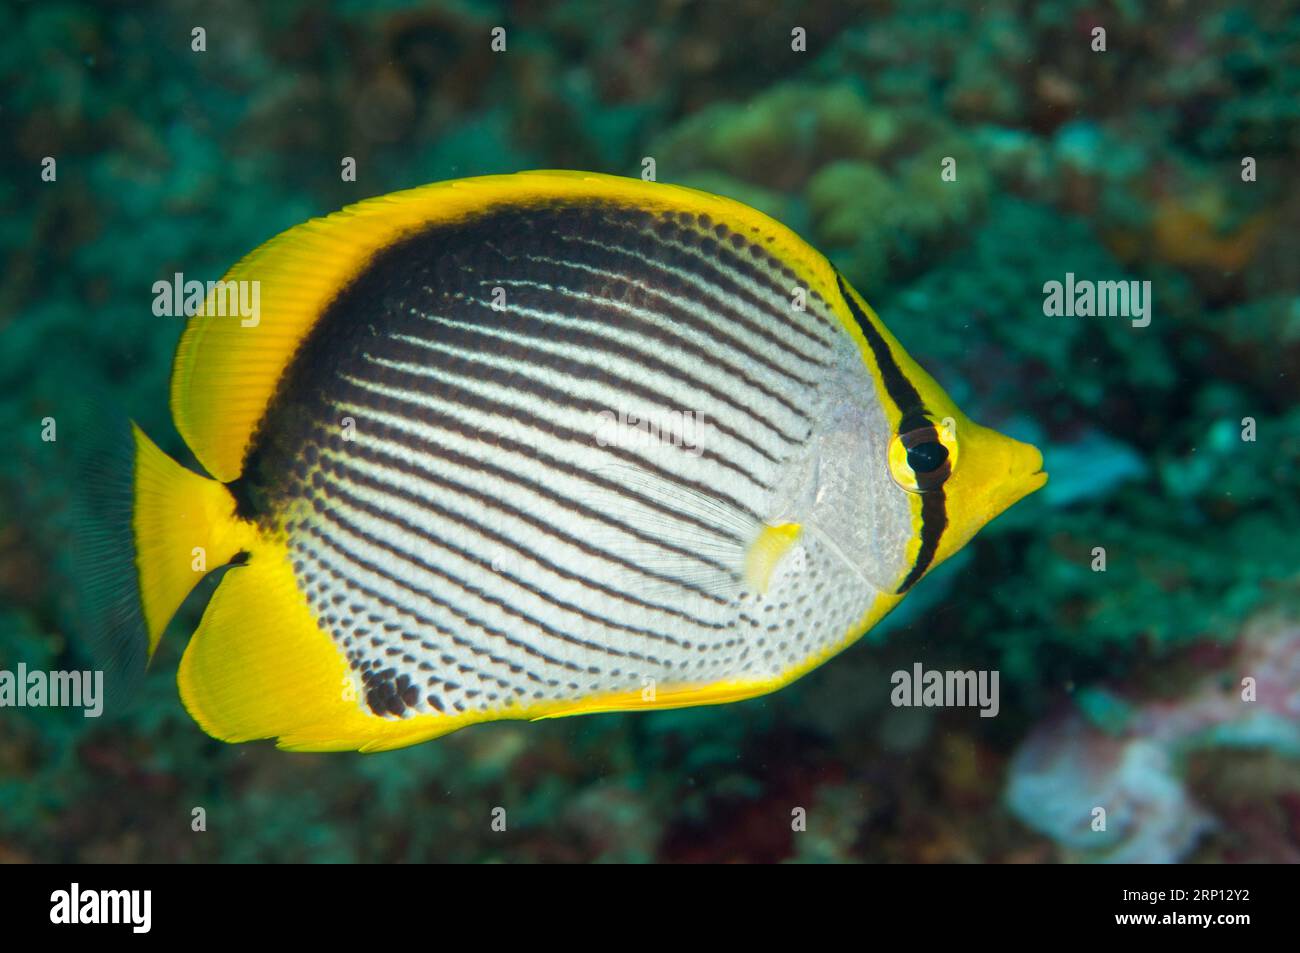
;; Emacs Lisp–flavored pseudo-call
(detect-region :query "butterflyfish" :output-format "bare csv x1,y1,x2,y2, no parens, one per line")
77,171,1046,751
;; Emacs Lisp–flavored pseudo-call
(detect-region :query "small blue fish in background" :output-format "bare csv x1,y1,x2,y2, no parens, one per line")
75,171,1046,751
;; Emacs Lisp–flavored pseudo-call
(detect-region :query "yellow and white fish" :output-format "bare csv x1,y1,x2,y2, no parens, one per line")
78,171,1046,752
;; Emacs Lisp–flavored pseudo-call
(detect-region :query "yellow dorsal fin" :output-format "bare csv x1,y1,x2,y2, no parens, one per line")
170,172,840,482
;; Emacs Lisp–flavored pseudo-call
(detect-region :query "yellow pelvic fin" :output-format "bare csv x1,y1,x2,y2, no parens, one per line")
131,424,254,655
743,522,803,595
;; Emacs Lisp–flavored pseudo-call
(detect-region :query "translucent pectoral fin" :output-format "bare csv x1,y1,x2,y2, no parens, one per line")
582,465,802,601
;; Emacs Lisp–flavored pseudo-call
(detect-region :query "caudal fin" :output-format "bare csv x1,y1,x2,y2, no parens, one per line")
72,413,251,697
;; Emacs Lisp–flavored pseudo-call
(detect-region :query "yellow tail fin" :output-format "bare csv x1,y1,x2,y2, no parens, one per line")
74,417,253,694
130,424,254,652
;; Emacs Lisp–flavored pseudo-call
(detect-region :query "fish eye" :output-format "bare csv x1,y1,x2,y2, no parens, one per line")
907,440,949,474
887,417,956,493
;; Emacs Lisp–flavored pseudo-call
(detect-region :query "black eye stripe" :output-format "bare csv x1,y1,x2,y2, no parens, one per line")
835,271,947,594
899,426,940,450
898,413,933,435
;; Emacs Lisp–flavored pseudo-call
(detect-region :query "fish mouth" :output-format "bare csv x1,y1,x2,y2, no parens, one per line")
1024,465,1049,493
973,429,1047,513
999,444,1048,504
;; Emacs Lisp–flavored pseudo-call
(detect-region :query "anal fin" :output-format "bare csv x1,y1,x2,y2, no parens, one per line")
177,540,461,752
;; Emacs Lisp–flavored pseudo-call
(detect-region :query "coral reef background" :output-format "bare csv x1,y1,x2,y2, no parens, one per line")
1,0,1297,862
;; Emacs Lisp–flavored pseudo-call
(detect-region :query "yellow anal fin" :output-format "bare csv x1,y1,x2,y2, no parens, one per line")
178,540,463,752
743,522,803,595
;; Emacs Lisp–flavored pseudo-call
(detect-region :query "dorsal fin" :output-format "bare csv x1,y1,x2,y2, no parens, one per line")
169,171,842,481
